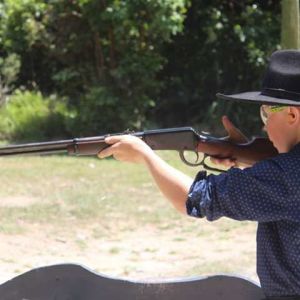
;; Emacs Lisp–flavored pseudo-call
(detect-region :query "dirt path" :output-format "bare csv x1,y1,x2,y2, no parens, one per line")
0,220,258,285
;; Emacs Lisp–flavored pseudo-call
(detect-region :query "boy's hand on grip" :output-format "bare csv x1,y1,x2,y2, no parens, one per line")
210,116,251,169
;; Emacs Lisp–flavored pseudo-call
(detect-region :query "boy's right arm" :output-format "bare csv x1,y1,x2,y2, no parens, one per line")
98,135,193,214
97,116,250,214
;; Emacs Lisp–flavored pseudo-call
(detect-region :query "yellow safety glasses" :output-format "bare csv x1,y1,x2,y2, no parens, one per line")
260,105,287,125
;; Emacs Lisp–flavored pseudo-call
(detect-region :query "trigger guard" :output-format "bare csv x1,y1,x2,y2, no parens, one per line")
179,150,203,167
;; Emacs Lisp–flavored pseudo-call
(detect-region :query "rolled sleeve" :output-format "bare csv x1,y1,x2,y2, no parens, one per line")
186,156,300,222
186,170,227,221
186,171,214,218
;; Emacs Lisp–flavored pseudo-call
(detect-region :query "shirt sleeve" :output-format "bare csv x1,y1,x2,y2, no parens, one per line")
186,157,300,222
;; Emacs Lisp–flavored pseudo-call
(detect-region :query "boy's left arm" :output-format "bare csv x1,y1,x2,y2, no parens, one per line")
98,135,194,214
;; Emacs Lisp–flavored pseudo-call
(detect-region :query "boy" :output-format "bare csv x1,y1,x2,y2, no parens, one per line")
99,50,300,299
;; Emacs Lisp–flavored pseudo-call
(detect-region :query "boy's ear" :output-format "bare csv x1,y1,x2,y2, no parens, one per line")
288,107,300,124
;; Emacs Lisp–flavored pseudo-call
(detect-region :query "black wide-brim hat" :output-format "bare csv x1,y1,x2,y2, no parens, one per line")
217,50,300,106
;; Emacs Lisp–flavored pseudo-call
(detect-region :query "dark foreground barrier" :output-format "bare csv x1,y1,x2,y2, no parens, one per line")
0,263,264,300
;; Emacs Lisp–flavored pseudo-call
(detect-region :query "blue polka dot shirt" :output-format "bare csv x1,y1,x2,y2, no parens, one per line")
186,143,300,297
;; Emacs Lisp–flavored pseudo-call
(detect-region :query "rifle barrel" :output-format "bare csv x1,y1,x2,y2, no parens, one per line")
0,128,278,169
0,127,197,157
0,139,74,156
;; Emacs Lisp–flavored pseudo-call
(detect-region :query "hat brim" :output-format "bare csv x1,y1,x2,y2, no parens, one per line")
217,91,300,106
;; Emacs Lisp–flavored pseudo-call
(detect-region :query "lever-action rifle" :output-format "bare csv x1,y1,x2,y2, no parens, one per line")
0,127,278,171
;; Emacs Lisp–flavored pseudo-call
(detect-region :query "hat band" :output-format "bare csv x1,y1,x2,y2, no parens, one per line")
261,88,300,101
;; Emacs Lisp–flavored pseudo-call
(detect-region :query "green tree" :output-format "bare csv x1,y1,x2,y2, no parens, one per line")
154,1,281,135
0,0,283,140
0,53,21,105
0,0,188,135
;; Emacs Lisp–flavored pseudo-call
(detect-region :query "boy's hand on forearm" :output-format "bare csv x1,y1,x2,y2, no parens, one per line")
98,135,153,164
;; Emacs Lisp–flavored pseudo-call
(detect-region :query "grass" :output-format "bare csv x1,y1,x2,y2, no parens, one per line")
0,152,198,226
0,151,258,282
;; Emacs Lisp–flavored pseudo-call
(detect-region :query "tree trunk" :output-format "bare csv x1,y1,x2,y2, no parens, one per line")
281,0,300,49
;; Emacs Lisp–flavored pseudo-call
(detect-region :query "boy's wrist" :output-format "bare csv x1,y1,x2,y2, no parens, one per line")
140,147,160,166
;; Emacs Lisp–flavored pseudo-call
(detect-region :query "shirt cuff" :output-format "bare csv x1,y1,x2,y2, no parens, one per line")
186,171,208,218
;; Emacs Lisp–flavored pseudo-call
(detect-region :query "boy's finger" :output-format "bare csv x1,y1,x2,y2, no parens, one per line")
104,135,127,145
98,143,119,158
210,156,235,167
222,116,248,143
222,116,239,137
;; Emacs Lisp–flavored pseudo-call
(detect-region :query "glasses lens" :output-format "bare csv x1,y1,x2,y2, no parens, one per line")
269,105,287,113
260,105,287,125
260,105,268,125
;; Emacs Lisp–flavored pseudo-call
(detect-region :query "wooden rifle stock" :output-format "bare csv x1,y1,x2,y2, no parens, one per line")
0,127,278,170
197,137,278,167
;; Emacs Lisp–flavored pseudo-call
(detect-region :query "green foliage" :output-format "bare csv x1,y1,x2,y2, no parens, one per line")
0,90,72,141
0,0,188,136
155,1,281,135
70,86,119,134
0,0,282,139
0,53,21,104
0,0,47,51
0,0,51,94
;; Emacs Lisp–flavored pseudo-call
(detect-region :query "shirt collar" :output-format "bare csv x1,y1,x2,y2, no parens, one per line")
289,142,300,154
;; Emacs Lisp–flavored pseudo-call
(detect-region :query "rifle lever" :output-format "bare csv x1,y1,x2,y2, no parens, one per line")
179,150,203,167
179,150,227,173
